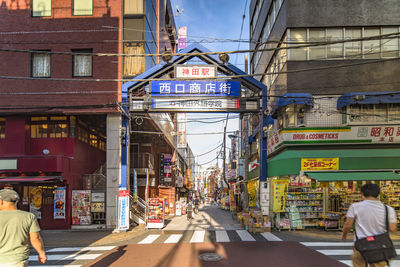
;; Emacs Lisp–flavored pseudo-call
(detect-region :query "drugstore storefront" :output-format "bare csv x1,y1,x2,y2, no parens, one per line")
268,148,400,230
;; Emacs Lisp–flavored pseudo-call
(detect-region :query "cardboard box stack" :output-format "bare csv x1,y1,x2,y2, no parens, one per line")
237,211,271,233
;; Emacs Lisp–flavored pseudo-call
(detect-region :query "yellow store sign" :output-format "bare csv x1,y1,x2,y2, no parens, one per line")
301,158,339,171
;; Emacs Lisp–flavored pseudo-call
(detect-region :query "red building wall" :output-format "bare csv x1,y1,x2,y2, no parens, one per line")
0,0,123,113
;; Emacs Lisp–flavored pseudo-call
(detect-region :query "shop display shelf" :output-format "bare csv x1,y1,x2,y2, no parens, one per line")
287,198,323,200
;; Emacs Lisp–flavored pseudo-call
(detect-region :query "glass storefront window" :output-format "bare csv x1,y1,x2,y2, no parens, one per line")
0,117,5,139
124,0,143,14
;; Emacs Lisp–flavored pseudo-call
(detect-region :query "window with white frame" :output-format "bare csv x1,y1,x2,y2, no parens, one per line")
72,49,92,77
346,104,400,124
279,104,306,128
32,52,51,78
73,0,93,16
288,26,400,60
32,0,51,17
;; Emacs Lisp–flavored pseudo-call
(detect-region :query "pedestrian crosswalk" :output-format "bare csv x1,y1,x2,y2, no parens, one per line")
135,230,282,244
27,235,400,267
301,242,400,267
29,246,115,267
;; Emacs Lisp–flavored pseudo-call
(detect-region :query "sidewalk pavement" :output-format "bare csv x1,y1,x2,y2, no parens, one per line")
40,225,147,247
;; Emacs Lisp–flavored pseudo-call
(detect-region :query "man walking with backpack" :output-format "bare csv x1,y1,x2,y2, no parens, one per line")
0,188,47,266
342,183,397,267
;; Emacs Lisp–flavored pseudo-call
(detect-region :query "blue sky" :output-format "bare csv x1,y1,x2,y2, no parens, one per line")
170,0,250,169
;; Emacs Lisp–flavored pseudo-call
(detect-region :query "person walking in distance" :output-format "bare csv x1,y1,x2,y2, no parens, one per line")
342,183,397,267
0,189,47,266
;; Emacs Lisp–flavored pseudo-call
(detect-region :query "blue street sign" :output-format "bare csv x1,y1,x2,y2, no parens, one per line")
151,81,240,97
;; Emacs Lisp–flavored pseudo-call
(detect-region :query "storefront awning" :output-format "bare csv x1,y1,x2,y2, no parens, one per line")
337,91,400,109
277,93,313,107
0,176,62,183
267,148,400,177
305,171,400,181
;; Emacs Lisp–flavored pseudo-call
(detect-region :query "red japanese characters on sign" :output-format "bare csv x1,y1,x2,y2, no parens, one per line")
175,65,216,78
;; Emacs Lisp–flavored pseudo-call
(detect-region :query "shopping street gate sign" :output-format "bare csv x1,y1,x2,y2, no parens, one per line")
150,80,240,97
129,80,259,113
130,97,259,113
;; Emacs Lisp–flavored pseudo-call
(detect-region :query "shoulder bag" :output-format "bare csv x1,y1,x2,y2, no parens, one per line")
354,205,397,266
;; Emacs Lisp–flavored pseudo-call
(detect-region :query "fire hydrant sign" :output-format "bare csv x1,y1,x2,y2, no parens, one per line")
301,158,339,171
118,189,130,231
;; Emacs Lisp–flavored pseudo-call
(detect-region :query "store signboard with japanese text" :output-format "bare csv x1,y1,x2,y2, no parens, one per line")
118,189,130,231
247,180,259,208
268,125,400,154
151,81,240,97
53,187,66,219
147,198,165,229
178,26,187,51
301,158,339,171
159,154,172,186
272,179,289,212
175,65,217,79
151,98,240,112
177,113,187,148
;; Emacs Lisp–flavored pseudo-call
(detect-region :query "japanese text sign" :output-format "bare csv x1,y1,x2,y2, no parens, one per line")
301,158,339,171
151,81,240,97
175,65,216,78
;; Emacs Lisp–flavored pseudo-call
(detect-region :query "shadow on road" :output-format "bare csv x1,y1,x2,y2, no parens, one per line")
86,245,127,267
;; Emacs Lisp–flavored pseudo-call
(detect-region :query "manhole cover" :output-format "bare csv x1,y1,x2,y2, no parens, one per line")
198,253,223,262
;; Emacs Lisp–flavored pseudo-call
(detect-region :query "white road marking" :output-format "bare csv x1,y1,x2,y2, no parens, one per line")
164,234,183,243
260,232,282,241
29,254,102,261
190,230,205,243
46,246,116,252
138,234,160,244
236,230,256,241
215,230,230,242
301,242,353,247
319,249,400,256
340,260,400,267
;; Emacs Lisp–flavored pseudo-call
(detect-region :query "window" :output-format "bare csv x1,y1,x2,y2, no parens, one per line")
31,117,48,138
347,104,400,124
49,116,68,138
32,0,51,17
124,43,145,76
381,27,399,58
32,53,50,78
326,28,343,59
30,116,69,138
125,0,143,14
309,28,326,59
363,28,380,59
73,0,93,16
280,105,306,128
72,49,92,77
89,134,98,147
345,28,362,59
289,29,307,60
78,127,89,143
0,118,5,139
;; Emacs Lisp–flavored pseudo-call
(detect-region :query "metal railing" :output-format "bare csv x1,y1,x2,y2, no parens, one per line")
130,195,147,222
131,152,154,170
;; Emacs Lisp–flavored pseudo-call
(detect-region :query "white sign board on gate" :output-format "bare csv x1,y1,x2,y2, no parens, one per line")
175,65,217,78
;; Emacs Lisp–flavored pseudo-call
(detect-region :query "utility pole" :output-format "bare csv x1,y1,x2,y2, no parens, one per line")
222,124,229,188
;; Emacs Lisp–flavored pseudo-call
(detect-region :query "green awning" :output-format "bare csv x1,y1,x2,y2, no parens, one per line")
305,171,400,181
267,148,400,177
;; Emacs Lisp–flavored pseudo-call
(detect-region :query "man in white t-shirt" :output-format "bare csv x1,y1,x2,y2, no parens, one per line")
342,183,397,267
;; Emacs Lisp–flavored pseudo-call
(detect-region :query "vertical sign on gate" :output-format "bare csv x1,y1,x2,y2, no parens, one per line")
118,189,130,231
